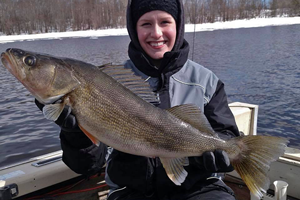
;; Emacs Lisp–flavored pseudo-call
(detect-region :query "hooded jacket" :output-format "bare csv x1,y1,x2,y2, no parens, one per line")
60,0,240,199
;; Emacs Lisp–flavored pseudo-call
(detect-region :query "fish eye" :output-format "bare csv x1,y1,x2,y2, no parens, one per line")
23,56,36,67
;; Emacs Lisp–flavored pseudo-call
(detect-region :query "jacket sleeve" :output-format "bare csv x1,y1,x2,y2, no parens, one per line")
60,129,107,176
204,80,240,140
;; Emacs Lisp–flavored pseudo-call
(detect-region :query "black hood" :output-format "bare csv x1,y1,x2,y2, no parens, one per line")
126,0,189,78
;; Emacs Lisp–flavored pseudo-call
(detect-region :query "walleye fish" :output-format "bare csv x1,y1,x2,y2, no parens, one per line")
1,48,288,198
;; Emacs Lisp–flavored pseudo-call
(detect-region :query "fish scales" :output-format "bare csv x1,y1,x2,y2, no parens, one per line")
65,62,216,156
72,73,215,156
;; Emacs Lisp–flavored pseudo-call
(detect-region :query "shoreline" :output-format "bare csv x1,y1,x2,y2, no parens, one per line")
0,17,299,44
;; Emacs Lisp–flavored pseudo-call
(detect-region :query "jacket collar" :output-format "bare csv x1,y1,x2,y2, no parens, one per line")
128,40,189,78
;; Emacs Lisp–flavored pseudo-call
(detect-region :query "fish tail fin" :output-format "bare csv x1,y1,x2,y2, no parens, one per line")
229,136,288,198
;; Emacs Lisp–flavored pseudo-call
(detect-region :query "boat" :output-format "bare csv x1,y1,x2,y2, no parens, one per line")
0,102,299,200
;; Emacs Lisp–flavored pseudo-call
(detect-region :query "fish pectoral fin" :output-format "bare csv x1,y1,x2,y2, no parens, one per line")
43,103,65,121
160,157,189,186
166,104,217,137
78,125,101,146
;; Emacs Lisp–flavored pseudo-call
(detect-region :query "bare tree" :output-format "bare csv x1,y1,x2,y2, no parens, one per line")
290,0,300,16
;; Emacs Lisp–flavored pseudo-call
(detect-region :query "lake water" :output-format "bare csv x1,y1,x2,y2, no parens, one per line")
0,24,299,169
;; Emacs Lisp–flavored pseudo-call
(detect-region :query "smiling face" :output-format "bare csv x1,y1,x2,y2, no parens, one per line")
136,10,177,61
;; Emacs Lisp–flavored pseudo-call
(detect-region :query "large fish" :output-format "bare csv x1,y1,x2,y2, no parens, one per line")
1,48,288,198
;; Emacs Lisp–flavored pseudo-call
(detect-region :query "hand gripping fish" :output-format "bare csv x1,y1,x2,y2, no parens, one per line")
1,48,288,198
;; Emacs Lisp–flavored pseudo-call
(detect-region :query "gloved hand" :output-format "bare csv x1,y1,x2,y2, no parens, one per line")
35,99,81,132
35,99,107,178
35,98,94,148
195,150,234,173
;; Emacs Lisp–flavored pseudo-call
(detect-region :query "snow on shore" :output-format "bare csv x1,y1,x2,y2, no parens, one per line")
0,17,299,44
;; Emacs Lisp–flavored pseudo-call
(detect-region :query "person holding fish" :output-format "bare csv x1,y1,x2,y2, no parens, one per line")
37,0,239,199
14,0,285,199
1,0,287,197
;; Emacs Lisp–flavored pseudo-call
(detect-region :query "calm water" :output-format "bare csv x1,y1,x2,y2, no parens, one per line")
0,24,299,168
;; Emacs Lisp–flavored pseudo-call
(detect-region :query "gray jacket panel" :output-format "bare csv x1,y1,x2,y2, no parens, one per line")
124,59,219,110
169,59,219,110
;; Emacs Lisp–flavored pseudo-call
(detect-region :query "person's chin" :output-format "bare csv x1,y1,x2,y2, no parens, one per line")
147,50,166,59
149,53,164,60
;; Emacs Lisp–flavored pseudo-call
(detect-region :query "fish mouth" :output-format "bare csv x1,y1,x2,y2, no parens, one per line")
1,48,25,82
1,49,14,72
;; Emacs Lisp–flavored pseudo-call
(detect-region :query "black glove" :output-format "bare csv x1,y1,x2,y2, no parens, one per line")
195,150,234,173
35,99,81,132
35,98,95,148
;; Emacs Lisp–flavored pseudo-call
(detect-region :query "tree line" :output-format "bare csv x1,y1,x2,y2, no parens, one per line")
0,0,299,35
184,0,300,23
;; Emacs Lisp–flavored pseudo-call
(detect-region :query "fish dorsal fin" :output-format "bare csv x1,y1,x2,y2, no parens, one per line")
43,103,65,121
100,65,159,104
166,104,217,137
160,157,189,185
